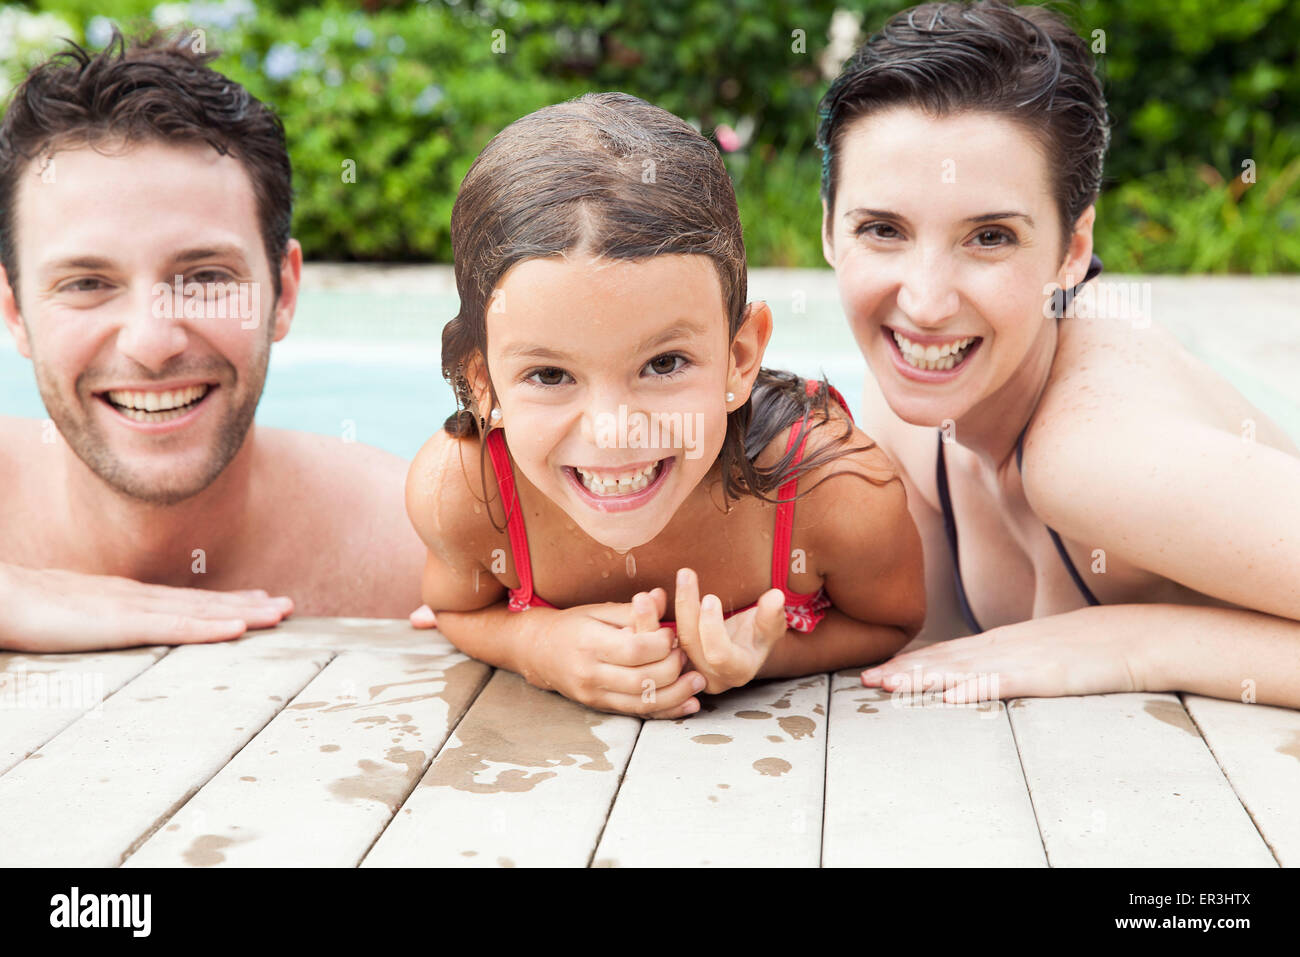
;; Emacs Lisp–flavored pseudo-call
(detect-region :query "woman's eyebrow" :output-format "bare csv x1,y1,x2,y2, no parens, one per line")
843,207,1035,227
965,211,1035,226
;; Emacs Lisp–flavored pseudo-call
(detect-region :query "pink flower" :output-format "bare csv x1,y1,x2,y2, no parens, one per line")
715,124,741,153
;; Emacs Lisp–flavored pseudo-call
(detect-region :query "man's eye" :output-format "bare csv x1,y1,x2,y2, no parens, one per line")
645,354,687,376
60,278,107,293
526,367,570,387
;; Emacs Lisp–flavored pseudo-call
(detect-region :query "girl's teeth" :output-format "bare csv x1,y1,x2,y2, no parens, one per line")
575,461,662,496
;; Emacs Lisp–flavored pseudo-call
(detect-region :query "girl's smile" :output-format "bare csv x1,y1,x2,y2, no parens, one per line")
562,454,675,512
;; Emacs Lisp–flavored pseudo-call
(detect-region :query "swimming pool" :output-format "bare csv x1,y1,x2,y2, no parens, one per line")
3,269,1297,459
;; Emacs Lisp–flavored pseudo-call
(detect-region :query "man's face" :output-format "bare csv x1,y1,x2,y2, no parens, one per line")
1,139,297,504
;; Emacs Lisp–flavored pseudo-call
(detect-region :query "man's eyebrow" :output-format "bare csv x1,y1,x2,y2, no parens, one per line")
37,244,254,276
39,255,116,273
168,245,253,268
501,319,710,363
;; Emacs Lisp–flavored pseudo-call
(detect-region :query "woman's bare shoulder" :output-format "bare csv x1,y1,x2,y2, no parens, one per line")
1039,315,1296,453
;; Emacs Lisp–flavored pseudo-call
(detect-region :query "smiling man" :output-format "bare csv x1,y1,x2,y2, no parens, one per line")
0,30,424,651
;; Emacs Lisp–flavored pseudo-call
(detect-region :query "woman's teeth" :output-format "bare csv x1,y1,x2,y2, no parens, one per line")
575,460,662,496
892,331,978,371
106,384,211,422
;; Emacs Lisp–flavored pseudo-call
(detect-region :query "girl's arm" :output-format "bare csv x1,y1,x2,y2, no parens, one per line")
406,433,701,717
759,607,914,679
675,423,929,688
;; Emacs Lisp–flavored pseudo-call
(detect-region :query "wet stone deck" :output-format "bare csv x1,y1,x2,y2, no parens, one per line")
1,617,1296,867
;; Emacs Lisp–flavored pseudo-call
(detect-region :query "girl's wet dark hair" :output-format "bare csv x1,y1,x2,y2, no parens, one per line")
816,0,1109,259
442,92,888,527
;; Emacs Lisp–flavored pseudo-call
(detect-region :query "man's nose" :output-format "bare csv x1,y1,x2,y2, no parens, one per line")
113,282,190,372
895,247,961,326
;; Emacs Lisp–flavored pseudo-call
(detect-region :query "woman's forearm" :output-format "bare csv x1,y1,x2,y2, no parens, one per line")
434,602,561,690
758,607,912,679
1132,602,1300,707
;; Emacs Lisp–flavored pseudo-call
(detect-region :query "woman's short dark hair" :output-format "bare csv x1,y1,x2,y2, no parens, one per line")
0,26,293,299
817,0,1110,258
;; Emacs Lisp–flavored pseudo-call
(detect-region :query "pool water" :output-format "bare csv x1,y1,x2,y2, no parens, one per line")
3,275,1297,459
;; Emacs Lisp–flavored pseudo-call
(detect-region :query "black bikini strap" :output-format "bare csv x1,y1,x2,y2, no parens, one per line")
935,430,984,634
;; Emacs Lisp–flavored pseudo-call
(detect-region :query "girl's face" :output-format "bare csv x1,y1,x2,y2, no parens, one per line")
480,253,767,552
822,107,1094,428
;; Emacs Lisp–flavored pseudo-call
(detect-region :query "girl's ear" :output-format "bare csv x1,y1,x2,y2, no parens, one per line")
728,301,773,403
464,351,495,420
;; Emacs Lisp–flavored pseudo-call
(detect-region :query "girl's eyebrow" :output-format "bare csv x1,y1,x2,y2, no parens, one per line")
843,207,1035,227
501,319,709,362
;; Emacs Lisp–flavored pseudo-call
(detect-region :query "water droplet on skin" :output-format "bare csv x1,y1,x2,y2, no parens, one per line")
625,553,636,577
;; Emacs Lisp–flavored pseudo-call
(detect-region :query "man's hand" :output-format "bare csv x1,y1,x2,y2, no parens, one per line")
527,587,705,719
674,567,788,694
0,563,294,653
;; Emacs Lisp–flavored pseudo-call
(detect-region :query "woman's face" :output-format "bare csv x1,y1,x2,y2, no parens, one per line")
822,107,1092,428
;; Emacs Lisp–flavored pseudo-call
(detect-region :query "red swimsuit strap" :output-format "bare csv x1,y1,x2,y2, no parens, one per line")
771,379,855,597
485,428,536,606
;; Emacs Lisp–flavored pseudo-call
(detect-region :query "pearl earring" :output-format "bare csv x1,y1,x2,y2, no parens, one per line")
489,407,501,421
725,391,735,403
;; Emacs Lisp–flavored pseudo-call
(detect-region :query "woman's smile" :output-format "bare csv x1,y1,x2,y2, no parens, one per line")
882,324,985,382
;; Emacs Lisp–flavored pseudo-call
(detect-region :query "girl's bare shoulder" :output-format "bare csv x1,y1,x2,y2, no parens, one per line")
405,429,509,563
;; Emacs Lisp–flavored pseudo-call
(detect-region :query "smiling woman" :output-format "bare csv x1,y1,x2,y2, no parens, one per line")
817,0,1300,709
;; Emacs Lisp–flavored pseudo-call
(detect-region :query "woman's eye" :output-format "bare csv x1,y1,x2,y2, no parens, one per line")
644,353,687,377
856,222,900,240
526,367,571,387
972,228,1015,247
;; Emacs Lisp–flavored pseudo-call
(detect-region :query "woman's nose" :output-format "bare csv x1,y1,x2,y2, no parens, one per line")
895,249,961,326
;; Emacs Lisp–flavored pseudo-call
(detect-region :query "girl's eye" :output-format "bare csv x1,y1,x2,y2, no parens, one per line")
644,353,688,377
855,222,901,240
525,366,571,387
971,228,1016,248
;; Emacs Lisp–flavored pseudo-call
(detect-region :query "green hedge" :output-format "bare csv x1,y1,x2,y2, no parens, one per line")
5,0,1296,272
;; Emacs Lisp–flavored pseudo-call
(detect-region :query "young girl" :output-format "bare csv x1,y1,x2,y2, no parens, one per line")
406,92,926,719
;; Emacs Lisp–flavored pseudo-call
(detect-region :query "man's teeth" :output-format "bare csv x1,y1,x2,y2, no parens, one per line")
892,331,978,371
574,460,662,496
106,384,210,420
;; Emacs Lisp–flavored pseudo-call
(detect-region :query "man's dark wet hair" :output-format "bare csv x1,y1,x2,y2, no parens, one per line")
0,26,293,299
817,0,1110,260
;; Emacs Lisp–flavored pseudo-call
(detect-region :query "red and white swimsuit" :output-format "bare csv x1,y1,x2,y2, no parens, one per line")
485,379,854,634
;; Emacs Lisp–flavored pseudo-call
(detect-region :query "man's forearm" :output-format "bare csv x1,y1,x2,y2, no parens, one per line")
434,601,560,690
758,607,912,679
1134,602,1300,708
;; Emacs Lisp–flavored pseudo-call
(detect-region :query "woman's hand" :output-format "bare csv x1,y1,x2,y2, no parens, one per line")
859,606,1144,702
673,567,789,695
529,588,706,719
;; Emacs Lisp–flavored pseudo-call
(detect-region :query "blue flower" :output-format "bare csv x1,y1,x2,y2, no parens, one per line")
413,84,444,115
263,42,300,81
354,27,374,49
